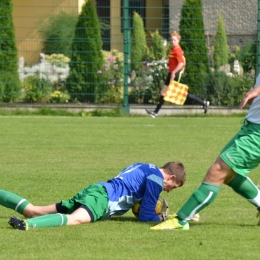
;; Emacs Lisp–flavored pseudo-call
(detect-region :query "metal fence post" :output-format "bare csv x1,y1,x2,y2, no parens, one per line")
122,0,130,114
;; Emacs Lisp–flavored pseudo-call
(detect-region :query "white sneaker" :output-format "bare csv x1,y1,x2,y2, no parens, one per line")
191,213,200,222
145,109,157,118
203,101,210,114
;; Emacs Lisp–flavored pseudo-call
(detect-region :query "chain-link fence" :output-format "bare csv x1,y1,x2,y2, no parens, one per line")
0,0,258,108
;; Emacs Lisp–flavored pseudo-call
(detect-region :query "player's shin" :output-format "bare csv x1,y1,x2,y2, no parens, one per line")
227,174,260,208
0,189,30,214
26,213,68,228
177,182,220,225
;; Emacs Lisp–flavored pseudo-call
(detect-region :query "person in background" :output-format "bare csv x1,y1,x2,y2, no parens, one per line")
145,30,208,118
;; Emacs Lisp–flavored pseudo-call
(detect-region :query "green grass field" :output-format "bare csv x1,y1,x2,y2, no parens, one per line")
0,116,259,260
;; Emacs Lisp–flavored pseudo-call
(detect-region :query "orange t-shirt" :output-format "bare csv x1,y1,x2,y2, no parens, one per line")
168,45,185,73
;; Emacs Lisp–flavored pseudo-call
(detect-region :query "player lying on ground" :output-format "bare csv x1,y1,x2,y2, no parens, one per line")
0,161,186,231
151,75,260,230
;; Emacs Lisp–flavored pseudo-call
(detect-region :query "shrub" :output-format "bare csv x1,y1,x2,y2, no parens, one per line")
179,0,210,95
130,59,168,104
236,41,257,73
38,11,110,58
38,11,77,58
66,0,104,103
0,73,21,102
213,14,229,69
131,11,147,71
0,80,5,101
22,75,52,103
205,71,254,106
96,50,124,104
0,0,21,102
45,54,70,68
148,30,167,61
50,90,70,103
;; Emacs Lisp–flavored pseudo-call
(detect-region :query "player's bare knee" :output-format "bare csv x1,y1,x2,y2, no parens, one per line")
66,216,81,225
22,204,37,218
23,209,35,218
204,158,231,184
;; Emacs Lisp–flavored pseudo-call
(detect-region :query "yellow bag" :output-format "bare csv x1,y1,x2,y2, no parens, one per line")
164,73,189,105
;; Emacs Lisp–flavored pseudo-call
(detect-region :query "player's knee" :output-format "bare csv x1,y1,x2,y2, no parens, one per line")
66,216,82,225
22,204,38,218
23,209,35,218
204,158,231,184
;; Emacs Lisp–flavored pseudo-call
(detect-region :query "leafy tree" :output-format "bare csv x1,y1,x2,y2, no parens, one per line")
148,30,167,60
131,11,146,71
38,11,77,58
38,11,110,58
179,0,210,95
66,0,104,102
236,41,257,73
0,0,20,102
213,14,229,69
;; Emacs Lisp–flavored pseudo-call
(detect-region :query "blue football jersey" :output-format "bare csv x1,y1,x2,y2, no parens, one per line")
98,163,163,221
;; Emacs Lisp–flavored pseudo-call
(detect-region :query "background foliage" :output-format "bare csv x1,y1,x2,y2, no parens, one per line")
0,0,20,102
66,0,104,103
0,1,257,106
179,0,210,95
213,14,229,69
131,12,147,71
38,11,77,58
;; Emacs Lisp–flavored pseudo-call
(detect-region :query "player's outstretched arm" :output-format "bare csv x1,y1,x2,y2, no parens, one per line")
239,86,260,109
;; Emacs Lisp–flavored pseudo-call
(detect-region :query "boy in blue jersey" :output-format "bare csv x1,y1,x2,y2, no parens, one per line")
0,161,186,231
151,75,260,230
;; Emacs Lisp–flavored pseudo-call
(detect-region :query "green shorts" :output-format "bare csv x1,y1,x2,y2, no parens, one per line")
220,120,260,176
59,184,108,222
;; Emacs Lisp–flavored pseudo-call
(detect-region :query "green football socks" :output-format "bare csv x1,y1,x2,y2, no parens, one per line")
177,182,220,224
26,213,68,228
0,189,30,214
227,174,260,208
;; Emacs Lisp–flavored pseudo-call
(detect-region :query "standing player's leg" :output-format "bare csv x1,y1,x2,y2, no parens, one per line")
227,174,260,225
150,156,228,230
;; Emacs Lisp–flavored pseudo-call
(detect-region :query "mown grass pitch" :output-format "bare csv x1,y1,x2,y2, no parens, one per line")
0,116,259,260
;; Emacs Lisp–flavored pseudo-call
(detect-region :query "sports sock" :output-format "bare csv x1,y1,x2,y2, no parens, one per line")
177,182,220,224
154,95,165,113
0,189,30,214
26,213,68,228
227,174,260,208
187,93,205,106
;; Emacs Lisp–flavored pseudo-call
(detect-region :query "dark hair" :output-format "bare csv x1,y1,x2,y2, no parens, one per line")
161,161,186,186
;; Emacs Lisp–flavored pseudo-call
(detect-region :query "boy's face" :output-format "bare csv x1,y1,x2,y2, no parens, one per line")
170,35,179,47
163,175,180,193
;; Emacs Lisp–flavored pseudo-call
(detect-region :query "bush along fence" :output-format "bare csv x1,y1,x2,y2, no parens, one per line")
0,0,258,107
